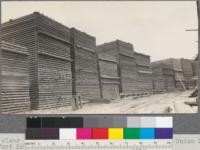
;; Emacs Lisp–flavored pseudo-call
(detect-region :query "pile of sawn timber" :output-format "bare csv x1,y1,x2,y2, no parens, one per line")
0,41,30,113
97,40,153,98
151,60,176,91
181,58,195,89
134,52,153,92
1,12,101,111
97,44,120,99
71,28,101,101
151,58,196,91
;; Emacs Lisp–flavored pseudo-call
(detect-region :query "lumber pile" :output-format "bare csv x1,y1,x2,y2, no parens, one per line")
171,58,185,89
181,58,195,89
192,60,198,77
97,40,139,95
71,28,101,101
97,51,120,99
118,41,139,94
191,60,198,87
151,61,175,91
2,12,73,110
0,41,30,113
152,58,190,91
135,52,153,92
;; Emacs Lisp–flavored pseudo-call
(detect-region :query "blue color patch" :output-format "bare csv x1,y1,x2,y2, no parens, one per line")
140,128,155,139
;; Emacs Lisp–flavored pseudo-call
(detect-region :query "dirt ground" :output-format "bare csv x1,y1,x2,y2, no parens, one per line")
23,90,197,114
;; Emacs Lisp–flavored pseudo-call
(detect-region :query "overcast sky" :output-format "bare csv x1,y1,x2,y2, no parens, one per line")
2,1,198,61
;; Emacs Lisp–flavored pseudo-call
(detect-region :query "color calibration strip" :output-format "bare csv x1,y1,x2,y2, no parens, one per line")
26,117,173,140
26,127,172,140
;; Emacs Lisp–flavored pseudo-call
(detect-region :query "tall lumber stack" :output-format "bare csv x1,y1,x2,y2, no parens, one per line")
97,40,138,95
1,12,73,110
151,61,175,91
180,58,195,89
135,52,153,92
97,49,120,99
192,60,198,77
71,28,101,100
167,58,185,89
0,41,30,113
118,41,138,94
151,58,186,91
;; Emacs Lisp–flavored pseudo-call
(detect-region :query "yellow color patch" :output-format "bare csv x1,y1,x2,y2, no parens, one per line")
108,128,123,139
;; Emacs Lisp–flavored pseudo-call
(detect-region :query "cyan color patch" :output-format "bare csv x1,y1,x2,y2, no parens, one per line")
140,128,155,139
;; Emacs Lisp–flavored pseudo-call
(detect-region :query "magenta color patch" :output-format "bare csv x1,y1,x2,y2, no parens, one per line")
76,128,92,139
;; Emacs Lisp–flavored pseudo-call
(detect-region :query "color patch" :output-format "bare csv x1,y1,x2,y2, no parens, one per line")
59,128,76,140
27,117,41,128
108,128,123,139
41,128,59,139
42,117,83,128
155,128,173,139
83,117,99,128
77,128,92,139
92,128,108,139
112,117,127,128
127,117,141,128
124,128,140,139
141,117,156,128
140,128,155,139
26,128,42,140
156,117,173,128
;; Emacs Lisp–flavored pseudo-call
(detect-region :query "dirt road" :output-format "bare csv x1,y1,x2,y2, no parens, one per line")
23,90,197,114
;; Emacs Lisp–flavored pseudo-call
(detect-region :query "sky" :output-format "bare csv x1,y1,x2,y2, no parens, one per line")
1,1,198,61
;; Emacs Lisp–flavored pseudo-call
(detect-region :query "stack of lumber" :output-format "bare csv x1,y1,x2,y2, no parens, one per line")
170,58,185,89
181,58,195,89
72,28,101,101
97,40,139,95
135,52,153,92
191,60,198,77
191,60,198,87
152,58,188,90
97,51,120,99
0,41,30,113
2,12,73,110
118,40,139,94
168,59,184,90
151,61,175,91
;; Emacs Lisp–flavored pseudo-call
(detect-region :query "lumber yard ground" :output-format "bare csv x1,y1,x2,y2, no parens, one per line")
23,90,197,114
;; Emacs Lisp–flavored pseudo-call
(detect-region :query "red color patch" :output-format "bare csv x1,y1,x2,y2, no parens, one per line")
92,128,108,139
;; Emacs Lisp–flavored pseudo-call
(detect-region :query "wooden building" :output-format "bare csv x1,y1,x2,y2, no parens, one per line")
0,41,30,113
2,12,72,110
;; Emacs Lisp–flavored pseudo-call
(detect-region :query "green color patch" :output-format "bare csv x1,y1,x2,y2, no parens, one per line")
123,128,140,139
